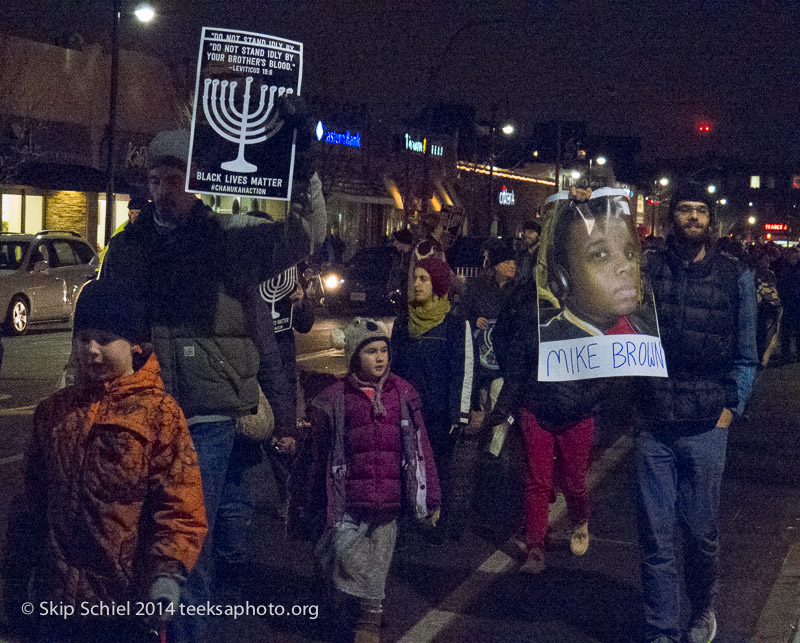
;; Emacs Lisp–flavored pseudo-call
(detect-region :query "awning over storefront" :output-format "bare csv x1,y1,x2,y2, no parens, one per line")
384,176,460,213
6,161,141,194
330,176,395,205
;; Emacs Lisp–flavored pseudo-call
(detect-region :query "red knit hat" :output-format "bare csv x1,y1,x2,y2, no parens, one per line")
416,256,450,297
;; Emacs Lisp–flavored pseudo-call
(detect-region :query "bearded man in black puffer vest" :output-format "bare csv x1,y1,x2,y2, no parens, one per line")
635,183,758,643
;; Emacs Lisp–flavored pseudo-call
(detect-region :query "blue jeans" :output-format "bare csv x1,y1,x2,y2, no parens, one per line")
215,435,263,566
635,424,728,641
173,419,235,643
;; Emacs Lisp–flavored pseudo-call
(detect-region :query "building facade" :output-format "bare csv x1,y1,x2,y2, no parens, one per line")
0,33,182,245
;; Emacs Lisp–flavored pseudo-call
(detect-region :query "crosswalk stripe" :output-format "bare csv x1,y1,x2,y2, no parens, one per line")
401,432,633,642
0,405,36,415
0,454,24,467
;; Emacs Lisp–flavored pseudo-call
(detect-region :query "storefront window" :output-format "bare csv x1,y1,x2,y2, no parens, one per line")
97,197,130,246
1,195,22,232
25,196,43,233
0,192,46,234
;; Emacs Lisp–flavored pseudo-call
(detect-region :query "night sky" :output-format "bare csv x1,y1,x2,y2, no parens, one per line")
4,0,799,166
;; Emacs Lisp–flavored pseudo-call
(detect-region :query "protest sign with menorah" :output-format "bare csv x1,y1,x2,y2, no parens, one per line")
259,266,297,333
187,27,303,202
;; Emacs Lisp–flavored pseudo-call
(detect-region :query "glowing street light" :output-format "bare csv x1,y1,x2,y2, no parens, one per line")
719,198,728,205
659,177,669,187
707,184,717,194
571,169,581,179
596,156,607,166
134,3,156,22
748,216,756,225
501,123,515,136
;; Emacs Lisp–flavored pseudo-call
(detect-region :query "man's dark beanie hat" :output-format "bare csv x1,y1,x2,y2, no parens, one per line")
668,182,716,222
523,220,541,234
73,281,150,345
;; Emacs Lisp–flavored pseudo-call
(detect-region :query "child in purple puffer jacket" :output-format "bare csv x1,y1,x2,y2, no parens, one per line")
307,317,441,643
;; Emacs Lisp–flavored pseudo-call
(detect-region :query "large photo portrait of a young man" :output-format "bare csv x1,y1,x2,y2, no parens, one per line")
536,188,667,381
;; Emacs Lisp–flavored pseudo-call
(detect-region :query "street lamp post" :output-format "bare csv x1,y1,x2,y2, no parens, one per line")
488,104,497,236
652,177,669,236
588,155,606,188
747,215,756,243
104,0,121,247
487,105,514,237
104,2,154,246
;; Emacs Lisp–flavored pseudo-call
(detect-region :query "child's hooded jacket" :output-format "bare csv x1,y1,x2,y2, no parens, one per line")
4,351,207,610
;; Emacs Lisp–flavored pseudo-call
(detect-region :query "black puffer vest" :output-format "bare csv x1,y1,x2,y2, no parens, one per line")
641,240,740,429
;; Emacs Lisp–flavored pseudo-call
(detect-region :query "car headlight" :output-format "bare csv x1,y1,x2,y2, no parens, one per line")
324,274,341,290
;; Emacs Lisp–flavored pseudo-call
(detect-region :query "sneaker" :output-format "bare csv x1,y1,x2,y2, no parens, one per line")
502,535,528,561
519,548,546,574
688,608,717,643
570,523,589,556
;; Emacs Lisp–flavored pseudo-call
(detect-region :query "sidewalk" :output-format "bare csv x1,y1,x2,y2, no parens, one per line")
223,360,800,642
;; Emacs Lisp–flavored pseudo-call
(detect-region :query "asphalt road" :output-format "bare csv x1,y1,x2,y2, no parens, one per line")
0,323,799,641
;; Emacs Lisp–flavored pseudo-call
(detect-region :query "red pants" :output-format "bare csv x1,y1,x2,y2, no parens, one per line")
520,410,594,550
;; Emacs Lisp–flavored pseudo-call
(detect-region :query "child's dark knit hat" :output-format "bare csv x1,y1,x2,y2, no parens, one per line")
416,255,451,297
332,317,390,372
73,280,150,345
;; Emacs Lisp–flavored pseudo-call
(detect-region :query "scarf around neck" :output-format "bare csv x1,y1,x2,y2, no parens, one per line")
349,370,390,416
407,295,451,338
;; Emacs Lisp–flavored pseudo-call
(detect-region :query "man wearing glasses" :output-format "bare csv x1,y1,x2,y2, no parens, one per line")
635,184,757,643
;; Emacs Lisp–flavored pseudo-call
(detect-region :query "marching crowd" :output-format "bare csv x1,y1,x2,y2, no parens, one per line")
0,122,765,643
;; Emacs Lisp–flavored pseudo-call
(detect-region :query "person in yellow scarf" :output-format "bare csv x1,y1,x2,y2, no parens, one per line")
391,253,474,541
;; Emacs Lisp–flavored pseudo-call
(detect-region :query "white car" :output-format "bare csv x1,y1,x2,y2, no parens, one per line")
0,230,98,335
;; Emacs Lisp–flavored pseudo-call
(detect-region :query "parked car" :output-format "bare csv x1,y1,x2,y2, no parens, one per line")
0,230,98,335
323,246,402,316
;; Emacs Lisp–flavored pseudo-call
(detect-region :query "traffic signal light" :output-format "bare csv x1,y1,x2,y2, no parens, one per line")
697,122,712,134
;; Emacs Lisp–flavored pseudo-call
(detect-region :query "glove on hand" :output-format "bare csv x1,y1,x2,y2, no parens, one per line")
275,94,314,178
149,576,181,622
427,508,441,528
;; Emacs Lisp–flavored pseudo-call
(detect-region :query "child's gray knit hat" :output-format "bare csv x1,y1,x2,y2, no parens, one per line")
331,317,390,372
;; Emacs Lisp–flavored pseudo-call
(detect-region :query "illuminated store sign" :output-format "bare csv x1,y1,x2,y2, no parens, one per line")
315,121,361,147
764,223,788,231
498,186,515,206
404,133,443,156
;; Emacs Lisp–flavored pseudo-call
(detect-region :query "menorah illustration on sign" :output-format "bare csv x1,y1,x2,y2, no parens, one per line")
259,266,297,319
203,76,292,173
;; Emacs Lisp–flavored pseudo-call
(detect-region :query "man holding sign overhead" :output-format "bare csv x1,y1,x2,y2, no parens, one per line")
634,183,757,643
101,120,325,641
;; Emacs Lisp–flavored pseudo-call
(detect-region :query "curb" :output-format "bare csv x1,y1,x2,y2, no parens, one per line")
755,540,800,643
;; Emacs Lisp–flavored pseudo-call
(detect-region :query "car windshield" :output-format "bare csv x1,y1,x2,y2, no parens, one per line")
0,241,30,270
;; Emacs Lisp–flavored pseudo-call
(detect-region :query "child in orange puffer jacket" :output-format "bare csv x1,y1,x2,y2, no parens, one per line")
3,280,207,642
